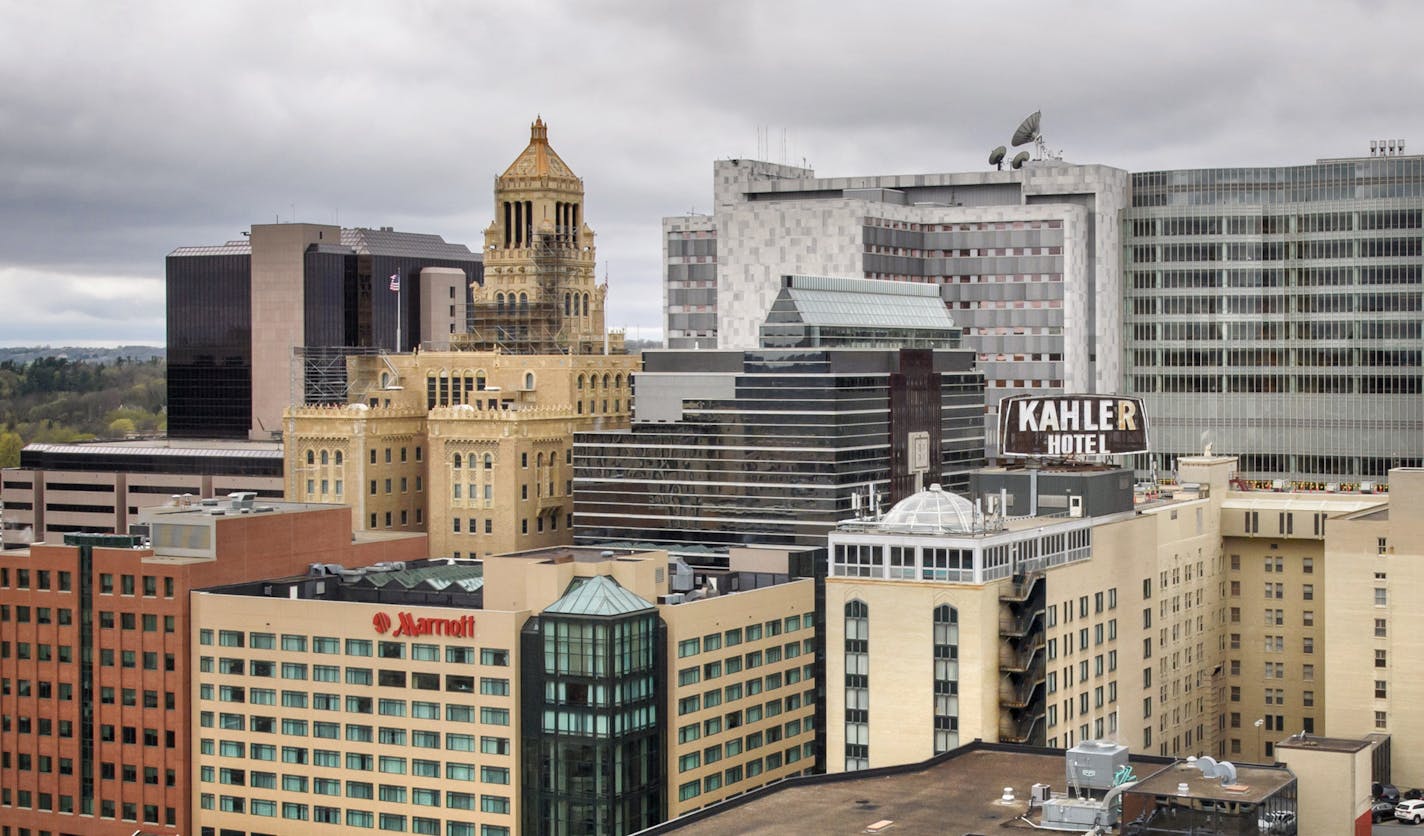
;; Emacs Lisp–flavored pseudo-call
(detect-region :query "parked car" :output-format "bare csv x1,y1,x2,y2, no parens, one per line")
1378,783,1402,802
1407,788,1424,801
1375,799,1401,822
1395,799,1424,824
1257,810,1297,834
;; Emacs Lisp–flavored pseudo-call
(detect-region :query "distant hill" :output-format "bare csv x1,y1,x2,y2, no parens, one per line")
0,345,165,365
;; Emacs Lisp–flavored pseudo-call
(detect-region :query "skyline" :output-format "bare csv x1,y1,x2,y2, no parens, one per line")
5,0,1423,345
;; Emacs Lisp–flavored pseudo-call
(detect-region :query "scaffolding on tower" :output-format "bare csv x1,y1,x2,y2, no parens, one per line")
460,225,593,355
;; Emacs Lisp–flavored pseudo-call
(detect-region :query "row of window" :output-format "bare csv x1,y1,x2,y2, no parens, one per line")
205,682,509,706
0,569,73,592
0,606,74,627
1,793,175,825
676,640,808,685
95,572,175,597
677,742,815,804
200,735,512,761
674,614,814,660
202,710,510,736
677,692,811,744
200,659,509,695
0,714,72,736
676,665,811,715
199,793,509,834
199,632,509,666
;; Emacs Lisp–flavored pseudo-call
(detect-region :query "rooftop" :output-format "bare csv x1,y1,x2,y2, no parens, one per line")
1274,733,1372,754
639,744,1168,836
22,439,283,457
1127,758,1293,806
493,545,659,564
199,558,483,609
169,226,479,262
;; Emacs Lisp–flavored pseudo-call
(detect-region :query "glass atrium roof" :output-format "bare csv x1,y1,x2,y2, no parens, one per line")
762,275,957,331
543,575,654,617
877,484,980,534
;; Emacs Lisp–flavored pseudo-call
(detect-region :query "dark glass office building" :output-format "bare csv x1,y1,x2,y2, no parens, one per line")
520,576,665,835
574,348,985,563
166,226,482,439
575,276,985,563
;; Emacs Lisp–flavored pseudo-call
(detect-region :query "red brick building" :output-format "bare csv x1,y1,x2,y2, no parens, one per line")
0,496,427,836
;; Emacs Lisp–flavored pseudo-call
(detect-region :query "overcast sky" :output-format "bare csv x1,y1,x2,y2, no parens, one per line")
3,0,1421,346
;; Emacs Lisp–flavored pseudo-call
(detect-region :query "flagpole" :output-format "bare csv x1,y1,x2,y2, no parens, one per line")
396,269,402,353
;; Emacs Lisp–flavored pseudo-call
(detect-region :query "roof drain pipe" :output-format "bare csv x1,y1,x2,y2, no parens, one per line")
1029,466,1038,517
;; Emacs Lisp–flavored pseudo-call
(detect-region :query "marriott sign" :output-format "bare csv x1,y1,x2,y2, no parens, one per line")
999,395,1149,457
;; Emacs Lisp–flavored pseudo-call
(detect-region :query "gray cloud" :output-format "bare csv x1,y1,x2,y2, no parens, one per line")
3,0,1423,344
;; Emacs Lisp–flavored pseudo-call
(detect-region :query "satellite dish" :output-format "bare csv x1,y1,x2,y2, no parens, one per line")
989,145,1007,167
1011,111,1042,147
1196,756,1218,776
1011,151,1031,170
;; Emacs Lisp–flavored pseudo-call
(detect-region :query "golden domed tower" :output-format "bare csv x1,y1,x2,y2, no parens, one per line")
469,117,608,354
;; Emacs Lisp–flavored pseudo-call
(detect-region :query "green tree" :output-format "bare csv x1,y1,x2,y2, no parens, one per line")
0,431,21,468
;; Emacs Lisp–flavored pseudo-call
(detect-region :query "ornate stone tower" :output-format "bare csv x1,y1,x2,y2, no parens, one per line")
468,117,609,354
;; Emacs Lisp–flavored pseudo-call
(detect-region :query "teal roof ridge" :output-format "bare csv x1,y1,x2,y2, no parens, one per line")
543,575,654,617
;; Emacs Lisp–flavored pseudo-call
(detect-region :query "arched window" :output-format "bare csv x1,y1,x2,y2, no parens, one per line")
576,374,584,390
334,451,343,466
453,453,462,469
519,293,529,312
380,372,390,389
615,373,624,389
932,604,960,754
573,293,581,316
602,373,611,389
475,371,487,391
496,292,505,313
845,599,870,771
537,452,545,467
306,450,315,465
320,450,329,465
564,293,571,315
525,372,535,390
483,453,493,470
582,292,590,316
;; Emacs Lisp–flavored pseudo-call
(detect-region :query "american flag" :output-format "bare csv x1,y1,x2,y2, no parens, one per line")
388,272,400,292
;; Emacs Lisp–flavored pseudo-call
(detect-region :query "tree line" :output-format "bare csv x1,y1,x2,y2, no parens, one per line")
0,356,166,468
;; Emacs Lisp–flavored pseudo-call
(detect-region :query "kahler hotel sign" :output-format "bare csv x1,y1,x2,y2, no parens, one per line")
999,395,1149,457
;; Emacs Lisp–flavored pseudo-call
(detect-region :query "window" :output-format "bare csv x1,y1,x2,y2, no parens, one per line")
1376,649,1388,668
1375,587,1388,606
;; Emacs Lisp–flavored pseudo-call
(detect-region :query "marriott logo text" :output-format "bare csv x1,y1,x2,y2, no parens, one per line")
372,612,477,638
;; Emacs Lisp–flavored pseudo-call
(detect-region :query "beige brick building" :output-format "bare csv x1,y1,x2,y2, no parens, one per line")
284,349,636,559
822,456,1414,783
284,119,639,560
1322,469,1424,786
190,545,813,835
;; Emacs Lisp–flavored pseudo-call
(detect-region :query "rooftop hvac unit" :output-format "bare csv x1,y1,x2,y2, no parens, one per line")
1066,740,1129,791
